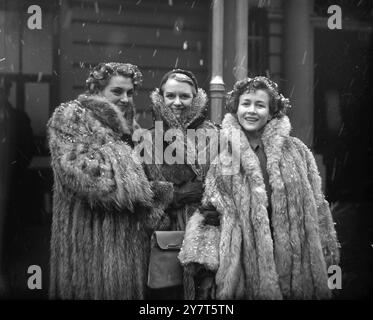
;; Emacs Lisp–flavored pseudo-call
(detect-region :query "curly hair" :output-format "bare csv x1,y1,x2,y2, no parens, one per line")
226,76,291,118
85,62,143,94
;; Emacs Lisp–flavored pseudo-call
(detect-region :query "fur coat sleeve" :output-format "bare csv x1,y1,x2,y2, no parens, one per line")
144,180,174,230
291,137,340,267
47,98,153,212
178,161,223,272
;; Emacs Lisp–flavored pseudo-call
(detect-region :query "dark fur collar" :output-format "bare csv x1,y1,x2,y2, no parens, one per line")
150,88,208,129
77,94,132,135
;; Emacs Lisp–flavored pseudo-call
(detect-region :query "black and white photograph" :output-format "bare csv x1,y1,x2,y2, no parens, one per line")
0,0,372,304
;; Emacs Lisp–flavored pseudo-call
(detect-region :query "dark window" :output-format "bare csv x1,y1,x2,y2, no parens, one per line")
247,7,268,76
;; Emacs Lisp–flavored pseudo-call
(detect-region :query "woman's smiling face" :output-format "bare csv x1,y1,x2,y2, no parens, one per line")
100,75,134,107
236,89,272,134
162,78,194,120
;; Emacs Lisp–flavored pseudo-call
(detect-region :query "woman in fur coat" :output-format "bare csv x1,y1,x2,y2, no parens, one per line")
48,62,165,299
179,77,340,300
144,69,218,299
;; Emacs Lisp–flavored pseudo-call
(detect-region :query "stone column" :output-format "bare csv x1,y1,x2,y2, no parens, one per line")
210,0,225,124
235,0,249,81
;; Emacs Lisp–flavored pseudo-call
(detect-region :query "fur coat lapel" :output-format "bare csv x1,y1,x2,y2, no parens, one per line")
216,114,289,299
77,94,132,135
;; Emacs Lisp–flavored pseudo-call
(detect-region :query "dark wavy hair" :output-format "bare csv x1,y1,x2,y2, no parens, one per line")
85,62,143,94
226,76,291,118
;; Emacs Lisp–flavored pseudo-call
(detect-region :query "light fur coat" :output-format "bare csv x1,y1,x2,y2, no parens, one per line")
48,94,167,299
179,113,340,300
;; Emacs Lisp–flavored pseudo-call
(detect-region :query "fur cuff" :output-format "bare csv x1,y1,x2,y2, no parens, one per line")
144,181,174,231
178,210,220,271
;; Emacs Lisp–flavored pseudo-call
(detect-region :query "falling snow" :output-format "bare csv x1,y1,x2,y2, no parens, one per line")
37,72,43,82
94,2,100,14
302,50,307,65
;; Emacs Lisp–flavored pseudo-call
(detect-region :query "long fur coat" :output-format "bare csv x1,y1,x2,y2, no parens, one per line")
47,94,165,299
144,88,218,299
179,113,340,300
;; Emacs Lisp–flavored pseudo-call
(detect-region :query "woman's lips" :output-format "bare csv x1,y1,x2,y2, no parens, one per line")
244,117,259,123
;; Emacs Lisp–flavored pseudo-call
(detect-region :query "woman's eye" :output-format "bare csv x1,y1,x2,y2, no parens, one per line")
181,94,191,99
165,93,175,99
112,89,122,95
127,91,134,97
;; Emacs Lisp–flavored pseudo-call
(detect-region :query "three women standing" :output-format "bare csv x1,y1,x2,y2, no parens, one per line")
48,63,339,300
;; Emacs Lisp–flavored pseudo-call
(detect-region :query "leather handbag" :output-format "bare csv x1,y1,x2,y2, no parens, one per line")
147,231,185,289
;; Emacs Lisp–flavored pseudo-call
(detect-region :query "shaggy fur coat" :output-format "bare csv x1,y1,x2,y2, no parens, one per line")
144,88,218,299
179,113,340,300
48,94,166,300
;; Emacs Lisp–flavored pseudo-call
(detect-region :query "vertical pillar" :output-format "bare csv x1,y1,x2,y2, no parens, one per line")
210,0,225,124
235,0,249,80
283,0,314,146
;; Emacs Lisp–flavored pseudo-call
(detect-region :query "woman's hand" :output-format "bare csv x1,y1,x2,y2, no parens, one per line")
172,181,204,209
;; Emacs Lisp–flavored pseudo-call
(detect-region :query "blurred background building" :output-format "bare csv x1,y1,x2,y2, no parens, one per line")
0,0,372,299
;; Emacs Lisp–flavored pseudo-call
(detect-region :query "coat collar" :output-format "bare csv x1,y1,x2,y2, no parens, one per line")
150,88,208,129
221,113,292,168
77,94,133,136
